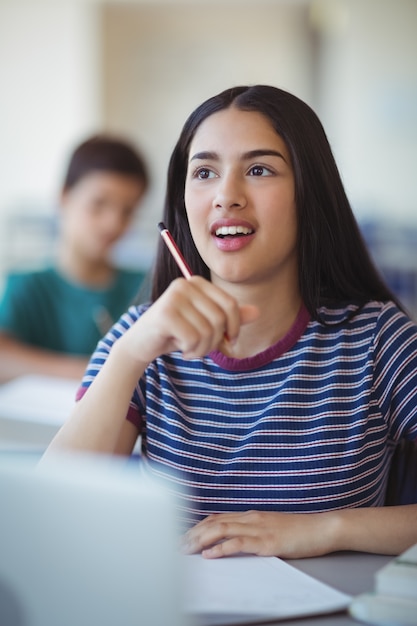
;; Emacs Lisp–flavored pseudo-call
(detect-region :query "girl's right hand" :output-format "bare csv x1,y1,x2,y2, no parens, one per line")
118,276,259,366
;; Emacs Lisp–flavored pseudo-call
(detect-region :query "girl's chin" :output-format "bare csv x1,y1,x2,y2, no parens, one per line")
210,267,255,286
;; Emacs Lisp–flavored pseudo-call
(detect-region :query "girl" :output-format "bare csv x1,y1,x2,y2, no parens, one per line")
44,86,417,559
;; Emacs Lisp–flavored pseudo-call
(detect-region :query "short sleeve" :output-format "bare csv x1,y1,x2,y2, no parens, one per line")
76,304,150,431
373,303,417,440
0,273,36,340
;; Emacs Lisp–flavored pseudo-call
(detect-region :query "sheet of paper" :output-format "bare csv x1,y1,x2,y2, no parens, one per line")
183,554,351,624
0,374,78,425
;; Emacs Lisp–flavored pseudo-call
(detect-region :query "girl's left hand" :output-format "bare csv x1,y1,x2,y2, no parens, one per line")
182,510,338,560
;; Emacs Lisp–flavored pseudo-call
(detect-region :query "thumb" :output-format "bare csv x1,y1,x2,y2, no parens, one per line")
239,304,260,326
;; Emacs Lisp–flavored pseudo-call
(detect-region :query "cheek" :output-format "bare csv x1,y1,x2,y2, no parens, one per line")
186,214,202,248
184,209,207,258
184,188,203,230
184,183,212,214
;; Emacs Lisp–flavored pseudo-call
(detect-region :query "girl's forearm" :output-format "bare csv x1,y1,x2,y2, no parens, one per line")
328,504,417,556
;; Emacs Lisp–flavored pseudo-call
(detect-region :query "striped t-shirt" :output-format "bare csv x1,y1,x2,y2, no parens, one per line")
79,300,417,526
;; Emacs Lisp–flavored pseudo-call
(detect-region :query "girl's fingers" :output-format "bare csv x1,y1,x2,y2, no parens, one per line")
202,537,249,559
183,515,250,554
131,276,259,362
186,277,260,344
183,519,262,559
162,277,249,357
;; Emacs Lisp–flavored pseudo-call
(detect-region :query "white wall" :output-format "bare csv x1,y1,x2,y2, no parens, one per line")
313,0,417,222
0,1,101,206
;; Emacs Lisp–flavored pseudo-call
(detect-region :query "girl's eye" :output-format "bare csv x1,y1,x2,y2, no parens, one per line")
194,167,216,180
248,165,273,177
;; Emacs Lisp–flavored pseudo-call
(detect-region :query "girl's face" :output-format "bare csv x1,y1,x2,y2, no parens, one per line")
184,107,298,292
60,171,145,263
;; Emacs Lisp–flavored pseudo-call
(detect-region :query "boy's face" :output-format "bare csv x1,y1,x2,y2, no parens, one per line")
60,171,145,263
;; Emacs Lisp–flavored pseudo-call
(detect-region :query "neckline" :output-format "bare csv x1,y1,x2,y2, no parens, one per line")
52,266,119,293
209,303,310,372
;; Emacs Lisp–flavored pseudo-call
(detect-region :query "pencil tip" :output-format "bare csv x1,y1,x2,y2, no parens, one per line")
158,222,166,232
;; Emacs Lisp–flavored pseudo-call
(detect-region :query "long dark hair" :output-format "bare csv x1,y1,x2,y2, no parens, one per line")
152,85,401,319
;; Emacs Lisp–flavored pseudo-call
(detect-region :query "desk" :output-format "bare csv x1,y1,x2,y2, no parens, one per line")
211,552,391,626
0,375,78,451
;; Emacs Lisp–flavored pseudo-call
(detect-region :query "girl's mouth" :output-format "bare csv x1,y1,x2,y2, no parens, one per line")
214,225,254,238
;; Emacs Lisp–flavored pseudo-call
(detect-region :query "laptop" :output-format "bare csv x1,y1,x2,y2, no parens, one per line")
0,453,186,626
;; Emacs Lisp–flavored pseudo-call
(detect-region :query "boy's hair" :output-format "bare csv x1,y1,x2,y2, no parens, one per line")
152,85,400,318
62,134,149,192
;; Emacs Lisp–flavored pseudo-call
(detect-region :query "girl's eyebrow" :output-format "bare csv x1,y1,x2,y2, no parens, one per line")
189,149,287,163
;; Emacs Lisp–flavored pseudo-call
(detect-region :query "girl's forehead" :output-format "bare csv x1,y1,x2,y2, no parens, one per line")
188,107,289,159
195,107,274,135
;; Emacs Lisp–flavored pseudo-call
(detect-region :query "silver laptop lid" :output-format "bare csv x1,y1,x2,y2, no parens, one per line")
0,453,185,626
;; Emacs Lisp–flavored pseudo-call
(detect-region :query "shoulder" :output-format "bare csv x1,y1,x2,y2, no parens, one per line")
354,300,417,344
116,267,146,278
114,268,147,286
4,266,53,283
0,268,58,332
110,268,149,301
320,300,417,358
1,267,57,295
315,300,415,330
371,301,417,359
307,301,417,356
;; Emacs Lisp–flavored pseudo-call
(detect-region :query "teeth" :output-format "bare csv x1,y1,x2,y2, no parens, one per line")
215,225,253,237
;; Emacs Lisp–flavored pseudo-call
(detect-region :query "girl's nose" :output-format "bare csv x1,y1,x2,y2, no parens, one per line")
212,174,247,210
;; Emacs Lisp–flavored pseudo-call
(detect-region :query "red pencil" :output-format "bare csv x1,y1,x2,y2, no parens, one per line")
158,222,193,279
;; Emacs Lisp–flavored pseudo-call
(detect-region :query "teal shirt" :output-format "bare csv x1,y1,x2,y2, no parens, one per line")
0,267,148,356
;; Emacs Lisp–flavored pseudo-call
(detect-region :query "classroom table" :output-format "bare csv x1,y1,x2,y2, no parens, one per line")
0,374,78,451
287,551,390,625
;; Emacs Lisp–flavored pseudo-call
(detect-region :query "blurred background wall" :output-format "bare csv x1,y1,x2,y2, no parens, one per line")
0,0,416,313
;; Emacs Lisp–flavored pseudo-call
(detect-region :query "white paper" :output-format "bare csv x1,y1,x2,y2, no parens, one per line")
183,554,351,623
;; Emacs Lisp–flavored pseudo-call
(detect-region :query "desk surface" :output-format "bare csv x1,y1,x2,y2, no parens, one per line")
216,552,391,626
0,374,78,450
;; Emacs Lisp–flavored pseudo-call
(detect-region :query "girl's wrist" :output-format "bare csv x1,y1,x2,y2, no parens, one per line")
319,510,347,554
110,333,151,377
322,508,373,554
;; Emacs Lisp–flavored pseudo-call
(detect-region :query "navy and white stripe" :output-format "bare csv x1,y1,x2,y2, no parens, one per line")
80,300,417,526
